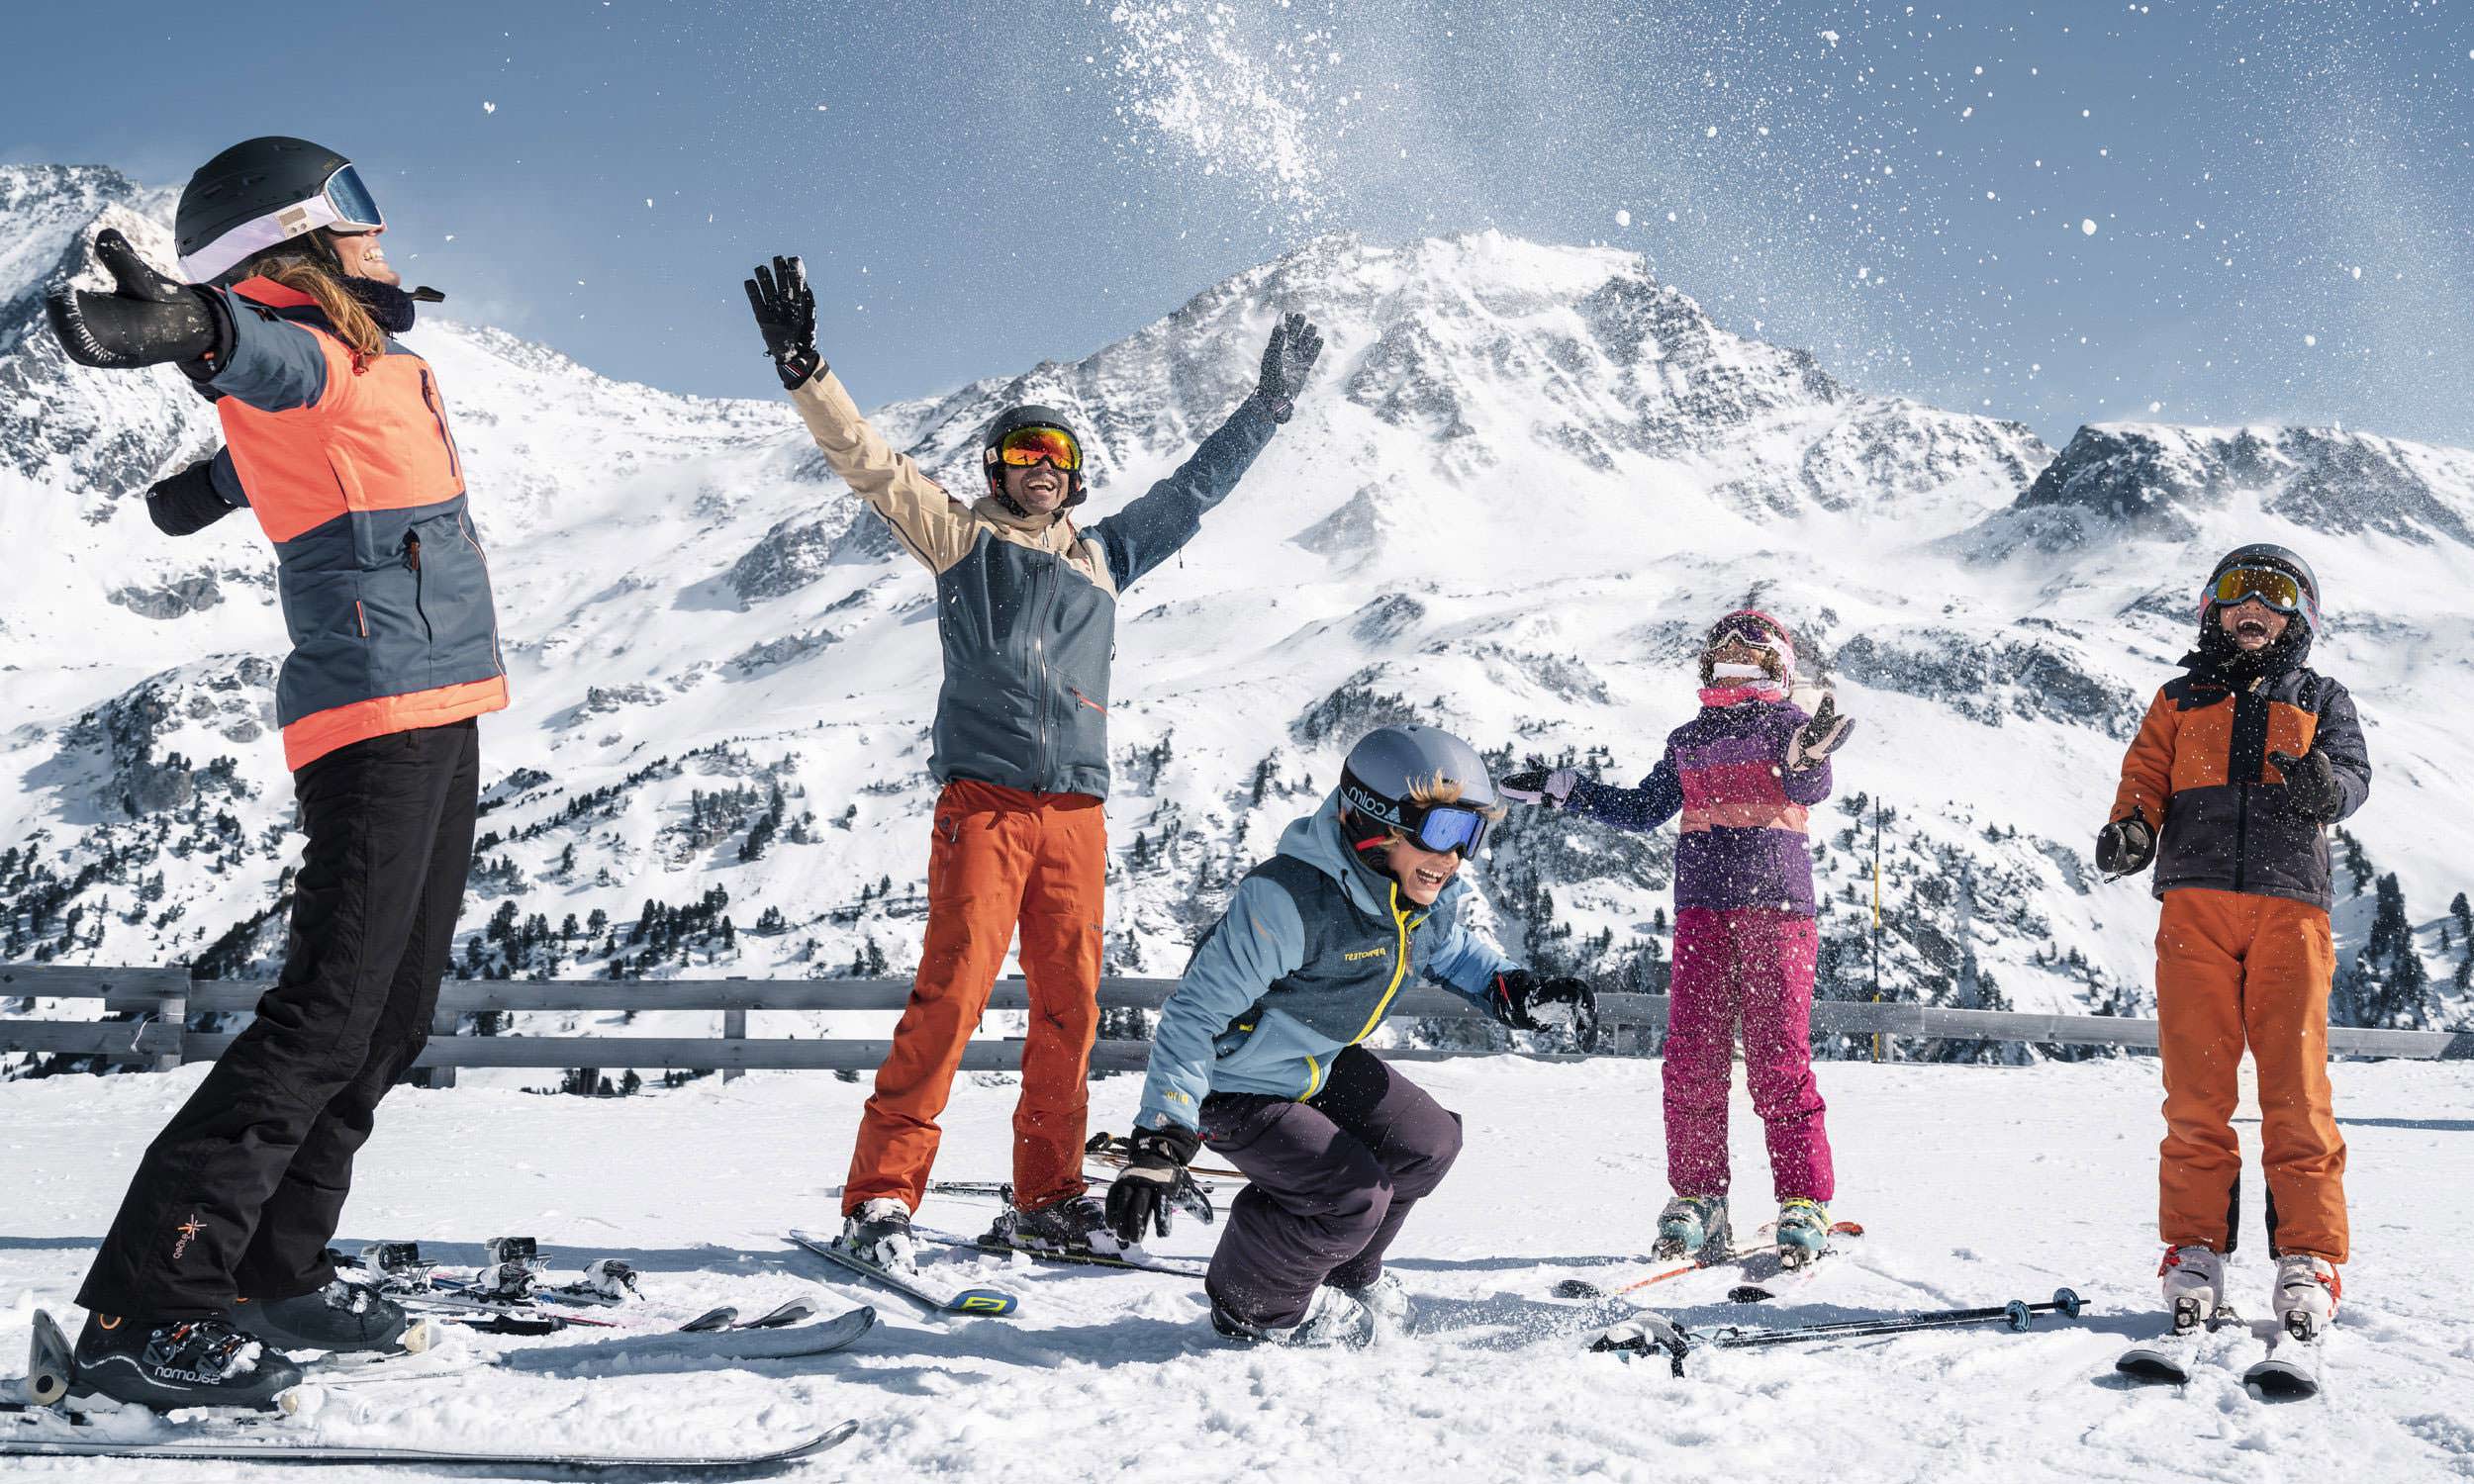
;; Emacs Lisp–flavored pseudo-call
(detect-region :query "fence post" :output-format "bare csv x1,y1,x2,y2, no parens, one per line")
722,977,747,1082
155,974,189,1073
429,1000,459,1089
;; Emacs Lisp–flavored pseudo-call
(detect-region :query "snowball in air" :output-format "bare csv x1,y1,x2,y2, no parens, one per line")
2304,334,2317,346
2081,219,2097,235
483,101,496,114
1616,209,1632,227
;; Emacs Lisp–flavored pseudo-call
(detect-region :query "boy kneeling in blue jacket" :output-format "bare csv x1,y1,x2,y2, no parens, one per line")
1107,725,1594,1345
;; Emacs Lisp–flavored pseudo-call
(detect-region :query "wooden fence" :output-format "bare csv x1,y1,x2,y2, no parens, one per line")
3,965,2466,1082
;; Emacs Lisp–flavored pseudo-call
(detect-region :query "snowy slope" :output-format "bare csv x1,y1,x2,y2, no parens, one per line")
2,165,2471,1062
5,1056,2472,1480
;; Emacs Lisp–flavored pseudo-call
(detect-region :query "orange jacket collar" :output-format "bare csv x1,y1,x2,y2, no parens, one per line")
231,275,319,311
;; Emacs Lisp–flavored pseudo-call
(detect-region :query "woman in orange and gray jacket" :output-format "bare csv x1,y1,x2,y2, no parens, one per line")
2096,542,2368,1344
48,137,502,1408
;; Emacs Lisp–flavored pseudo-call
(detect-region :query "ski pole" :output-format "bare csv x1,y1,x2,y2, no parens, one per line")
1707,1288,2086,1348
1594,1289,2088,1377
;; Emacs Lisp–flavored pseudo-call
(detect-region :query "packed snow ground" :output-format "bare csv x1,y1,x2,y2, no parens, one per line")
4,1054,2472,1481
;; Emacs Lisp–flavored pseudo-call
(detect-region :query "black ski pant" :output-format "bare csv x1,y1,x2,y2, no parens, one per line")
79,719,480,1319
1198,1046,1462,1329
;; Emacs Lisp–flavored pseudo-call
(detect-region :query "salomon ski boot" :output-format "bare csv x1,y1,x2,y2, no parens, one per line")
71,1311,303,1411
1211,1286,1376,1349
837,1198,919,1276
1652,1194,1729,1261
1775,1198,1831,1268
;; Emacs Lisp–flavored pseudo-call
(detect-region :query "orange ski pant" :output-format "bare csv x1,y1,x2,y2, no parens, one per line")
2153,886,2346,1262
844,780,1105,1216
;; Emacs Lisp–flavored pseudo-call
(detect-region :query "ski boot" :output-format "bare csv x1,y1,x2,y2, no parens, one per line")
1775,1198,1831,1269
983,1192,1120,1256
236,1275,427,1355
2158,1244,2226,1335
837,1197,919,1276
1210,1286,1375,1349
1651,1194,1729,1261
2271,1253,2340,1342
1331,1271,1414,1332
71,1311,303,1411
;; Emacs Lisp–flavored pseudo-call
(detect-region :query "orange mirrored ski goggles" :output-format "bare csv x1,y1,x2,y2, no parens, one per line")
2210,566,2303,613
995,425,1081,472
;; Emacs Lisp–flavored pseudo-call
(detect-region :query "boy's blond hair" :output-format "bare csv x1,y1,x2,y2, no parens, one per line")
1381,774,1505,846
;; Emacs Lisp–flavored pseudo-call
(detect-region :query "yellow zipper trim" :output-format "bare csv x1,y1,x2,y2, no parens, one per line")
1347,882,1421,1046
1299,1054,1323,1100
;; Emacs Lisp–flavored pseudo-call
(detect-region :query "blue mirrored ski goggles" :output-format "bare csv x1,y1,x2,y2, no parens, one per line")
1398,802,1491,856
320,164,386,232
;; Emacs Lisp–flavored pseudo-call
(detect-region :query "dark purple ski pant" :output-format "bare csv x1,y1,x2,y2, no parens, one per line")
1198,1046,1462,1329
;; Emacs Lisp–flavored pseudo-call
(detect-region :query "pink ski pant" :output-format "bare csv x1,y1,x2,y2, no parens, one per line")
1663,907,1834,1203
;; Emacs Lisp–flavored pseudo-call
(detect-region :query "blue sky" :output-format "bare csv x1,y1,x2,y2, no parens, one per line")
6,0,2469,450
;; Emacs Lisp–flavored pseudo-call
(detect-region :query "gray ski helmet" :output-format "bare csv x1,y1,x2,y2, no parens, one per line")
1337,724,1499,840
982,404,1086,508
177,137,379,284
2204,543,2321,633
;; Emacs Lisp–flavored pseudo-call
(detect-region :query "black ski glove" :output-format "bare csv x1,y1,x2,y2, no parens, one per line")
1256,311,1323,423
2267,748,2346,823
1104,1124,1203,1247
1484,971,1596,1033
48,229,227,370
146,458,241,536
1787,695,1856,772
2094,814,2155,877
743,254,823,391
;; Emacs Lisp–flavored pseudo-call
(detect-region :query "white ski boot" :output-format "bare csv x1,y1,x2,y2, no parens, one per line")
1210,1286,1375,1349
1331,1271,1413,1332
2158,1243,2226,1334
2117,1245,2239,1385
2271,1253,2340,1342
836,1198,918,1276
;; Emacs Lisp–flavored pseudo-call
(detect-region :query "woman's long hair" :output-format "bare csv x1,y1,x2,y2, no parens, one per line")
234,239,387,362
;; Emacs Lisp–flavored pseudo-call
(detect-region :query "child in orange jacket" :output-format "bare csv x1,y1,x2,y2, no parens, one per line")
2098,543,2369,1344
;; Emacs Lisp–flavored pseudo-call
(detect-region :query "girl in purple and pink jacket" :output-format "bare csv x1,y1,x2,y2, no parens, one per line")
1501,609,1855,1266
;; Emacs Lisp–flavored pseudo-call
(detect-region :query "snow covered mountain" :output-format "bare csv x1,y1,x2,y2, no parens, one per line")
3,163,2468,1067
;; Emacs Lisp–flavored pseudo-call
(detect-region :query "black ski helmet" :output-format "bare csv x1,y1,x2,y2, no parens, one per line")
2203,543,2322,634
981,404,1087,510
176,137,379,284
1337,724,1500,839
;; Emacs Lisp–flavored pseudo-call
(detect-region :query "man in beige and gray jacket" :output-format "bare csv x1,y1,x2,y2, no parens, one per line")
744,254,1322,1270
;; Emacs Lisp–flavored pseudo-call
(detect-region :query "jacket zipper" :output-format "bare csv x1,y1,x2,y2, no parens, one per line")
458,511,506,672
420,369,463,482
1348,883,1419,1045
404,532,433,642
1032,554,1055,792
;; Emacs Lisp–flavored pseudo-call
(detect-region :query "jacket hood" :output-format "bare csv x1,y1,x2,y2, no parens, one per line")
1280,789,1472,920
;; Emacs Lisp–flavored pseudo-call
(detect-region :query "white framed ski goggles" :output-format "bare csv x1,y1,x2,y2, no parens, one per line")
179,164,388,283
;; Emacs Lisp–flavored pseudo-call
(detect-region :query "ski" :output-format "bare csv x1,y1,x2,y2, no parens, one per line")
17,1305,872,1406
484,1304,876,1373
2242,1313,2326,1399
1554,1221,1864,1301
0,1410,860,1468
2115,1300,2242,1386
788,1229,1018,1318
914,1224,1209,1279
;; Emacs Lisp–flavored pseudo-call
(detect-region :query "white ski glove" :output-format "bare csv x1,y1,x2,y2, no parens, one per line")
1498,768,1580,809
